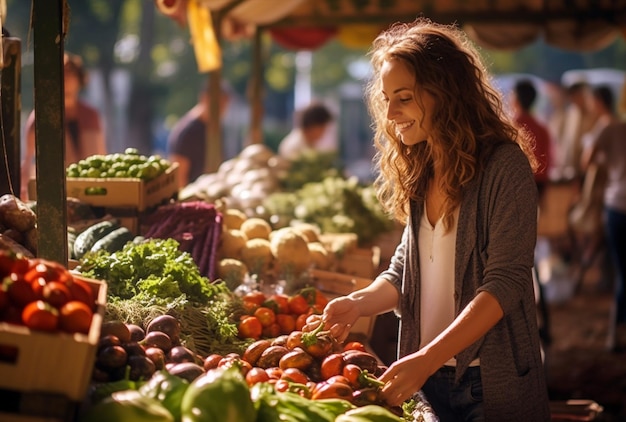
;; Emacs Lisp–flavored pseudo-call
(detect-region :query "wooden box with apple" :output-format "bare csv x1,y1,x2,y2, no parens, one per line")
0,255,107,402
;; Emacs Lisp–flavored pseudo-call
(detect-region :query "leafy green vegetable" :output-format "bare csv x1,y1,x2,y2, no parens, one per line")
78,238,228,303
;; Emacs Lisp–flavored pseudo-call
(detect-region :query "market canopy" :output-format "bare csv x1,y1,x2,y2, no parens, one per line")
156,0,626,52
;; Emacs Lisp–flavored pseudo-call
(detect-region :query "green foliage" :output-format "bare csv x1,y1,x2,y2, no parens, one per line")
264,175,394,244
78,238,229,303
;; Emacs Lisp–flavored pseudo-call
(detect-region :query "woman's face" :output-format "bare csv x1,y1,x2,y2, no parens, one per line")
381,59,435,146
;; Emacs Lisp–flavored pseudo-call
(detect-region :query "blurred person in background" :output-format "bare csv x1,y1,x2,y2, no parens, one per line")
552,81,596,181
511,78,552,201
569,85,617,251
306,18,550,421
278,102,335,161
21,52,106,200
167,81,231,188
581,84,626,352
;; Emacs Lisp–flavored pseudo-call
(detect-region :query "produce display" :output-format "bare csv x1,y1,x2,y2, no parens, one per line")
5,144,431,421
0,194,38,257
76,237,245,357
262,176,394,244
141,201,222,281
178,144,394,246
0,250,97,334
81,308,421,422
66,148,172,181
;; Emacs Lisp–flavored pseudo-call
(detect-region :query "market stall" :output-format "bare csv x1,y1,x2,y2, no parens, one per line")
3,0,623,420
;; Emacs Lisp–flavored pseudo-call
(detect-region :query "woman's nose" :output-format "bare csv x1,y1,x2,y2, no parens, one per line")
386,102,398,121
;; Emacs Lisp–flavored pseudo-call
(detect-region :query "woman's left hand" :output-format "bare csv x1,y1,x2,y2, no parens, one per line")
378,352,433,407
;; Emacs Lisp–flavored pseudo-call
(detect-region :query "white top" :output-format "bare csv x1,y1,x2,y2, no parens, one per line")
418,204,459,366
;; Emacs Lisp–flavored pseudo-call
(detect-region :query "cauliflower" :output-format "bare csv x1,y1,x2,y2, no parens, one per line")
307,241,334,270
240,238,274,277
218,229,248,260
270,227,311,279
223,208,247,230
240,217,272,240
291,222,321,243
217,258,249,291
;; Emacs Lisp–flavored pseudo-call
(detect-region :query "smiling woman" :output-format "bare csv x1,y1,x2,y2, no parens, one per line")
304,18,550,421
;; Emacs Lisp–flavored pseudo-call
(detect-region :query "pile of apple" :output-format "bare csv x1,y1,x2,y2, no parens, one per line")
0,249,96,334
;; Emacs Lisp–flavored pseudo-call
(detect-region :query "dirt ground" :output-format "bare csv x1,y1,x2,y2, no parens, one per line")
545,280,626,421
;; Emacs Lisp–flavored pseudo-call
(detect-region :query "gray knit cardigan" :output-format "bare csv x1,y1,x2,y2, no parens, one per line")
378,142,551,421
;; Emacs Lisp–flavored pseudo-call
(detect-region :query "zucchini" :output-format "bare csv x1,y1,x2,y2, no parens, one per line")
90,227,135,254
74,220,119,259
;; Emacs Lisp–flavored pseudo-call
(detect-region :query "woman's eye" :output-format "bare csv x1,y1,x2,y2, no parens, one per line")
400,97,412,103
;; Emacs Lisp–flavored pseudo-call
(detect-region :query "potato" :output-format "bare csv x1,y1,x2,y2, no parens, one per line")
0,233,35,257
0,194,37,233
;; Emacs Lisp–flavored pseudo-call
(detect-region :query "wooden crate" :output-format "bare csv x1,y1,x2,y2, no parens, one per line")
29,163,179,212
310,269,376,340
0,276,107,401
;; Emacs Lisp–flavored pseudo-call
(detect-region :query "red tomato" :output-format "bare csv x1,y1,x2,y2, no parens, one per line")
275,313,296,335
265,367,283,380
342,363,362,389
294,313,309,331
243,291,266,306
238,316,263,340
42,281,72,309
0,251,16,278
10,255,30,275
203,353,223,371
6,273,37,307
254,306,276,328
22,300,59,332
66,277,95,307
261,323,281,338
274,379,290,393
288,294,310,315
58,300,93,334
0,285,9,311
242,301,259,315
30,276,47,300
281,367,309,385
23,262,56,284
314,289,329,308
343,341,367,353
264,294,289,314
321,353,345,380
245,367,270,386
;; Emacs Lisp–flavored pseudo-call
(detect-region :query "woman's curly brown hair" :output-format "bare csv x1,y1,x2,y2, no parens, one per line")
365,18,537,230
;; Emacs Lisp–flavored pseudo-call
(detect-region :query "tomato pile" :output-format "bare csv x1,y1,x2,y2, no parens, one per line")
0,250,96,334
237,287,329,340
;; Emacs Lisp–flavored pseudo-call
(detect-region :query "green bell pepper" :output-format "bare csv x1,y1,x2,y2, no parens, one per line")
180,365,256,422
79,389,174,422
139,370,189,422
334,404,404,422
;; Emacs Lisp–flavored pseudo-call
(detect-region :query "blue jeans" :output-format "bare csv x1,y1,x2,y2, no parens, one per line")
422,366,484,422
605,207,626,324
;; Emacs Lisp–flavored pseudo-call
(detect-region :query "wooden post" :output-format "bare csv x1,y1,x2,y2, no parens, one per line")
248,26,265,145
0,37,21,196
32,0,67,264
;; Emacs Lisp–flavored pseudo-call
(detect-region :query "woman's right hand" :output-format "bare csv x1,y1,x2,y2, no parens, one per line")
303,295,361,343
